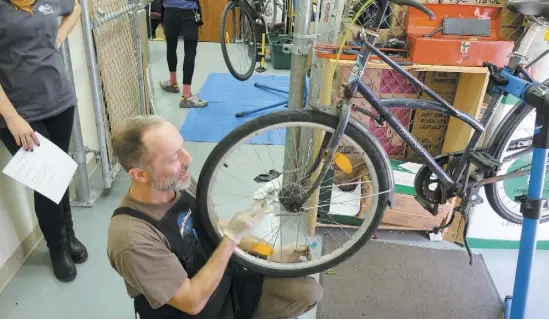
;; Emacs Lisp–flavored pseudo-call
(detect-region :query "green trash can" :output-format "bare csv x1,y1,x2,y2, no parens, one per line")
269,34,293,70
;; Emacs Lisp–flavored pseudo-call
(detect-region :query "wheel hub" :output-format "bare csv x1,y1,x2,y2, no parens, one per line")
279,183,308,211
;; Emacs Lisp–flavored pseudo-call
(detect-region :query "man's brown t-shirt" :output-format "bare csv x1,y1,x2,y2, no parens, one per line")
107,181,197,309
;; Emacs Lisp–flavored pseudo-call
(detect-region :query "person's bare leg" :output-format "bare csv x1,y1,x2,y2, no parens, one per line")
179,39,208,108
170,72,178,86
183,84,191,98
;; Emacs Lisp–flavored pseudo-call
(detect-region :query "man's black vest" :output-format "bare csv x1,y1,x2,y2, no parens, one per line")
112,191,264,319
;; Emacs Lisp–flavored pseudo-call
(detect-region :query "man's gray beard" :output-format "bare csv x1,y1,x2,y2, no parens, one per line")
152,175,191,192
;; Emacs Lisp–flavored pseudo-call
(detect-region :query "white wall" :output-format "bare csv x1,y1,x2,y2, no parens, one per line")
0,18,99,283
69,20,100,158
0,154,36,268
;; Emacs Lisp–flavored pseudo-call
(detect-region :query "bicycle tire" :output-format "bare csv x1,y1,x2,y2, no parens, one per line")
484,101,549,224
195,110,392,277
220,1,257,82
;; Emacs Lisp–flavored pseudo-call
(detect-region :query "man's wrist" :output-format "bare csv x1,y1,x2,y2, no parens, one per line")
221,235,240,249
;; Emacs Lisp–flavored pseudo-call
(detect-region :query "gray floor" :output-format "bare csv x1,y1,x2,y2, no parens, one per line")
1,41,549,318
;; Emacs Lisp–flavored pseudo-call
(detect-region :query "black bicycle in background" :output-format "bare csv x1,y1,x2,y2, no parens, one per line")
219,0,290,81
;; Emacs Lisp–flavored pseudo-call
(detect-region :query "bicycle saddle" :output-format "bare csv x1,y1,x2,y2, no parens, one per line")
506,0,549,19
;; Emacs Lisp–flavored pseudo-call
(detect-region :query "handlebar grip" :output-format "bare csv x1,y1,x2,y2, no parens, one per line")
390,0,436,20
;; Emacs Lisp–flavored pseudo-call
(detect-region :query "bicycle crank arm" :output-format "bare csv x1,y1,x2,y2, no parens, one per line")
470,166,545,187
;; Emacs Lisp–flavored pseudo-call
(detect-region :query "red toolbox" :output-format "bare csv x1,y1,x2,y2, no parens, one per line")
405,4,514,67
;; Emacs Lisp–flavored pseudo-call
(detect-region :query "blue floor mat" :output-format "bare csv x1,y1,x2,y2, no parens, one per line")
180,73,294,145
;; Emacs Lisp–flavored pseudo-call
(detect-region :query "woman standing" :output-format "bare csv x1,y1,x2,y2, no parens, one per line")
159,0,208,108
0,0,86,282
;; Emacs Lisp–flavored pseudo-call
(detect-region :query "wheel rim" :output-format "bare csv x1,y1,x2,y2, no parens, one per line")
222,3,256,79
204,121,383,271
493,107,549,221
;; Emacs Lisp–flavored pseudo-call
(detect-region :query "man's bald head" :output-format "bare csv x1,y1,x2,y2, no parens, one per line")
111,115,169,173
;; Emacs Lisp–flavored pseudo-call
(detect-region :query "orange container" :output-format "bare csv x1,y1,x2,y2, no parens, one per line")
405,4,514,67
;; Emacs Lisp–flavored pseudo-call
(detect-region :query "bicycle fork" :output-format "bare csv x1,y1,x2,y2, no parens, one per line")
294,99,353,209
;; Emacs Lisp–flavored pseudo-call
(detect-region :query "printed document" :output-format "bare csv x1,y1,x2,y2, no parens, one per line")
2,132,77,204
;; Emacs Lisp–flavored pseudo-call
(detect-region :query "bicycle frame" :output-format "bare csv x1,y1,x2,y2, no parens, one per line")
304,0,547,205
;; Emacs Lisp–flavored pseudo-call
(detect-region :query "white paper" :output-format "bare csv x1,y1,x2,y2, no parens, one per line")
329,183,361,216
2,133,77,204
398,162,423,174
393,170,415,188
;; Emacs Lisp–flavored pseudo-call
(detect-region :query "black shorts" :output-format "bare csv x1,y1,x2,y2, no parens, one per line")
163,8,199,41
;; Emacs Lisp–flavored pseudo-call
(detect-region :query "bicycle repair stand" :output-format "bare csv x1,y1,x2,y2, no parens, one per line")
234,82,308,118
494,59,549,319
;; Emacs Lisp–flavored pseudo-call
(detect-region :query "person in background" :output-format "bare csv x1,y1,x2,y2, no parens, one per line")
107,115,323,318
146,0,163,39
0,0,87,282
159,0,208,108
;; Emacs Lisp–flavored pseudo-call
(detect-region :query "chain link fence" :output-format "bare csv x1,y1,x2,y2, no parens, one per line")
309,0,526,162
81,0,148,189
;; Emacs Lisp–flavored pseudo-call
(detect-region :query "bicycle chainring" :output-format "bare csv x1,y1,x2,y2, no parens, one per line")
414,155,456,205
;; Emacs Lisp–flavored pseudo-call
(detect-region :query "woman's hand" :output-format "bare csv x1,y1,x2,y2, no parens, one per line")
6,115,39,151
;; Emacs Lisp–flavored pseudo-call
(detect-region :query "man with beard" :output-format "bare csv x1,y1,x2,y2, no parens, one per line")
107,115,323,319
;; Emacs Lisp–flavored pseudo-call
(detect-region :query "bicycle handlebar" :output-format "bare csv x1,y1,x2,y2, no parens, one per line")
389,0,437,20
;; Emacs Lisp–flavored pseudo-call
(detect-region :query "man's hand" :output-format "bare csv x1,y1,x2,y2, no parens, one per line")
253,175,283,200
269,243,310,263
220,199,268,244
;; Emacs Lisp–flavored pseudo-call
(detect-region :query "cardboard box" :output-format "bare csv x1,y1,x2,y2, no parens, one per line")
443,211,465,244
379,193,455,230
403,72,458,160
422,72,460,94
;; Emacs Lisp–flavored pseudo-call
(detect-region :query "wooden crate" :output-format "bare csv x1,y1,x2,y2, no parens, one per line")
306,58,489,235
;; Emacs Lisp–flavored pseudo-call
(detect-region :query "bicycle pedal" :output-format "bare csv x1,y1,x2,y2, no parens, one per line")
469,151,502,171
414,196,440,216
469,171,484,181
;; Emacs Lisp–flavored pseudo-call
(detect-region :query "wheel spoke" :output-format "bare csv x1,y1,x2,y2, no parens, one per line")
199,111,391,275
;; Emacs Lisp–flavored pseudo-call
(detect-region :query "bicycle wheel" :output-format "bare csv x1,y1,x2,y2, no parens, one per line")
195,110,392,277
220,1,257,81
485,102,549,224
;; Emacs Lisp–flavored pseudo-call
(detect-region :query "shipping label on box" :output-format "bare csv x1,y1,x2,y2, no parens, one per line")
405,79,456,161
407,107,451,160
422,72,460,94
